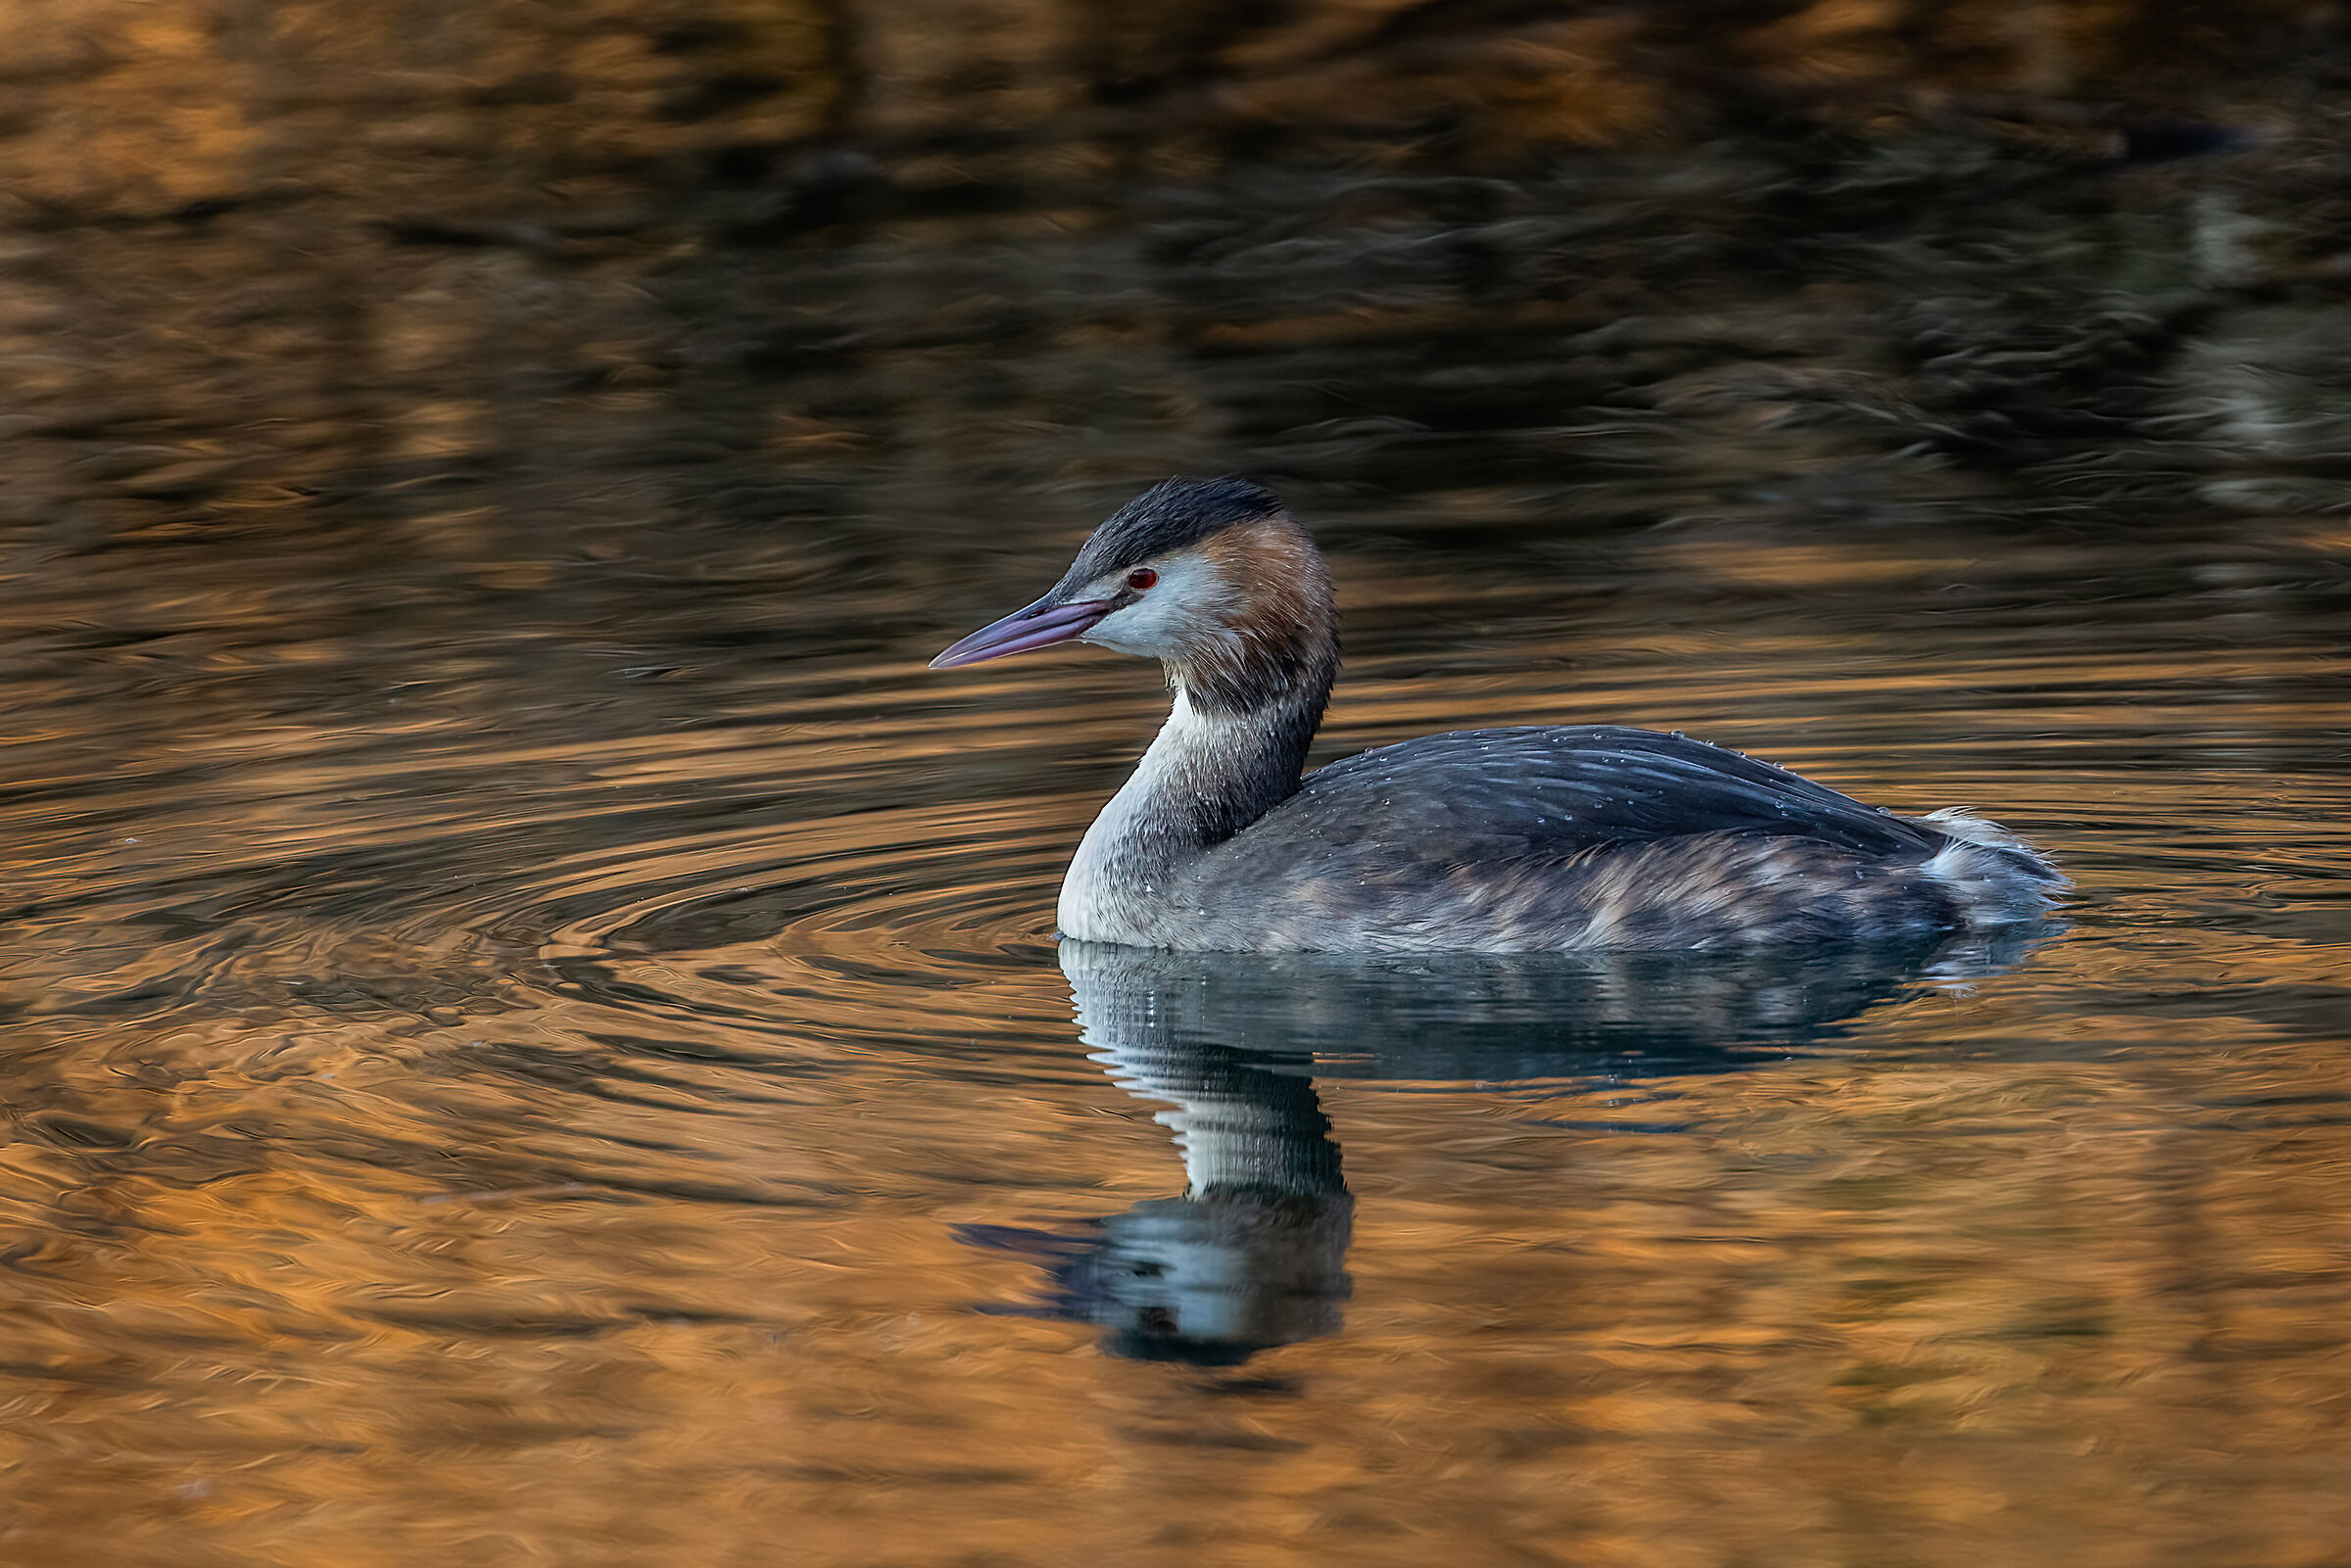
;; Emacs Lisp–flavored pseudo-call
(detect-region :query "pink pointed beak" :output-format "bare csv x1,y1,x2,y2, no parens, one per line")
930,594,1119,670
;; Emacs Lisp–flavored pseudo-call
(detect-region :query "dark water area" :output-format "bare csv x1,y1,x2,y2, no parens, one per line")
4,3,2351,1564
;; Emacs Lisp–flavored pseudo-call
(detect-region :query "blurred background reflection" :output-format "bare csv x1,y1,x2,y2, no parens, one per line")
2,3,2349,1565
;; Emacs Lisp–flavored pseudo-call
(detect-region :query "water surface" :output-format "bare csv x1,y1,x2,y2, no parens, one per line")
4,489,2347,1566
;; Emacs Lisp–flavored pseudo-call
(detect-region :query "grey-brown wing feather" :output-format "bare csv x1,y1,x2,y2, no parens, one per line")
1221,725,1942,871
1155,727,2048,951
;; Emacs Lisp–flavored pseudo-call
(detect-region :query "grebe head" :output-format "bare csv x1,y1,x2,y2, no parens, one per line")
931,477,1335,712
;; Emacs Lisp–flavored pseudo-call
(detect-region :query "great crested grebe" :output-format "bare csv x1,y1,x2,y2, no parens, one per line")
932,478,2061,953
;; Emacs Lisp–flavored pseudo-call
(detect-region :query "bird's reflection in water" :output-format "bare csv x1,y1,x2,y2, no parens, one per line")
964,1014,1350,1366
963,929,2050,1364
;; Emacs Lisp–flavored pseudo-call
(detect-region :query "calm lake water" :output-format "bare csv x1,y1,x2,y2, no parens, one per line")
6,480,2347,1566
5,9,2351,1562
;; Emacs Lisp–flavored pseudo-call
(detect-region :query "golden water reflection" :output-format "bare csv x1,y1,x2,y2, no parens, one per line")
1,504,2345,1565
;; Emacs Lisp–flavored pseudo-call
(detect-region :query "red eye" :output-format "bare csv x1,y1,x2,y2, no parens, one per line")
1126,567,1158,591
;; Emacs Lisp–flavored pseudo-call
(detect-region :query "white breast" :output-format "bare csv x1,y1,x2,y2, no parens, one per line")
1057,690,1248,944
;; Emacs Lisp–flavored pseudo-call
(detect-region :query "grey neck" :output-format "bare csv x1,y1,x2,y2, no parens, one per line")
1161,660,1332,845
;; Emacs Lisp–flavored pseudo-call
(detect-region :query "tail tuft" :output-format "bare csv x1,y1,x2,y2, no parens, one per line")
1917,808,2066,927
